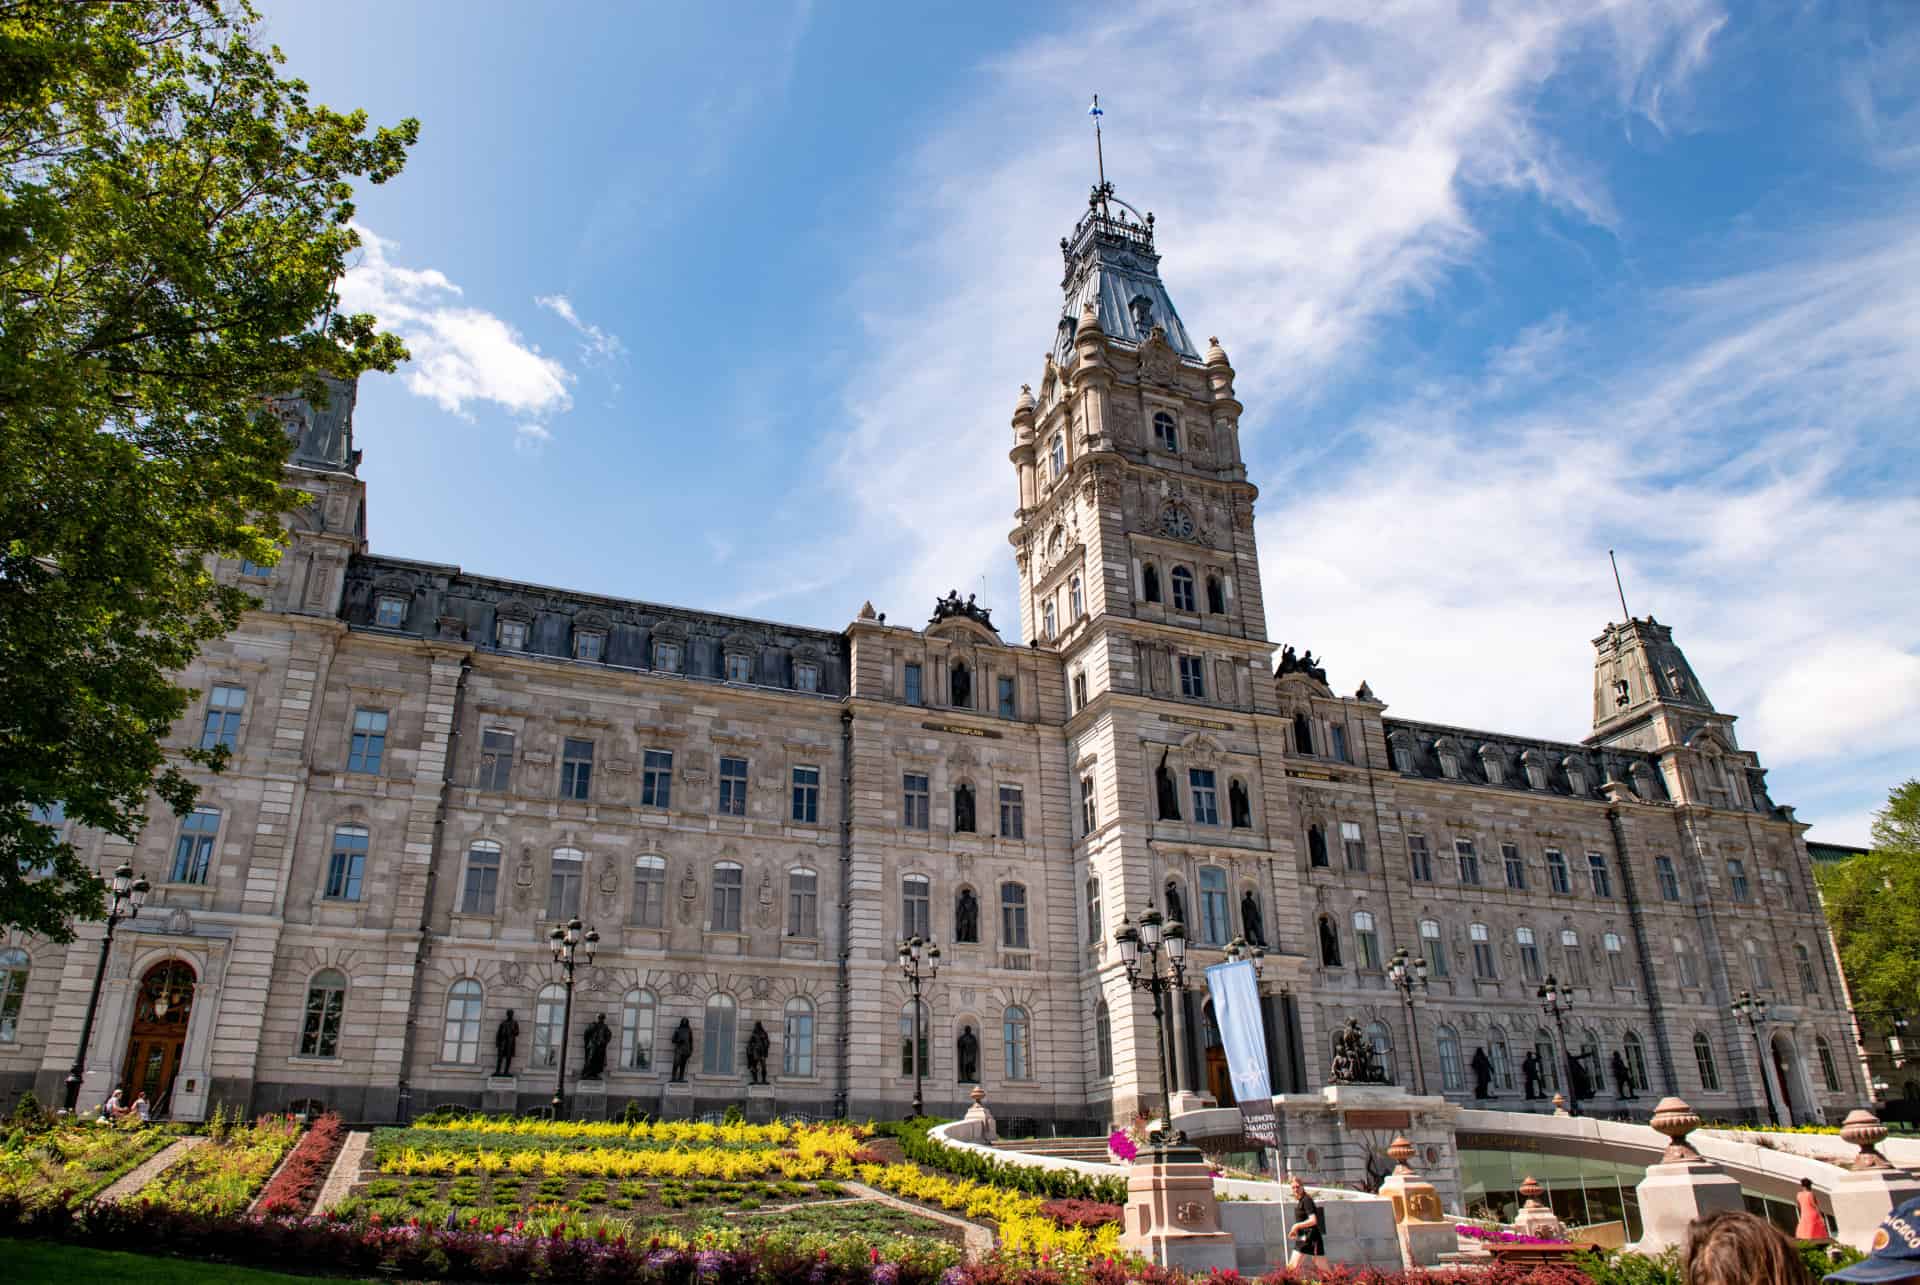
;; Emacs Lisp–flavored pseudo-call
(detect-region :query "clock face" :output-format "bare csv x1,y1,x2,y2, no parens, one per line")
1160,504,1195,539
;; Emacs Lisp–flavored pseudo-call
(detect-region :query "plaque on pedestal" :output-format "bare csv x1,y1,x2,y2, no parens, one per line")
1118,1146,1238,1275
572,1078,608,1121
744,1083,777,1121
483,1076,517,1113
662,1081,695,1119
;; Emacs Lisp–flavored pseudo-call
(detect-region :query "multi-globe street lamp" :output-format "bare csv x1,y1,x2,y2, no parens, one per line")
1389,946,1432,1095
547,916,599,1119
1536,973,1580,1118
65,864,151,1112
1731,989,1781,1127
1115,906,1188,1146
897,935,941,1117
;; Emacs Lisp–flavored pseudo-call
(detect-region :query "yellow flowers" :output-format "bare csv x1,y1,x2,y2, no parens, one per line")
999,1214,1125,1258
407,1117,858,1149
381,1144,834,1182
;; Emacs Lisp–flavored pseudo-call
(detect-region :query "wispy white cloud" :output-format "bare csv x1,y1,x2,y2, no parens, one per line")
337,224,572,418
536,293,627,366
513,422,553,454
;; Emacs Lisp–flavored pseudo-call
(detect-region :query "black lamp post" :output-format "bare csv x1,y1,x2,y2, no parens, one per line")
1223,936,1265,978
1732,989,1781,1127
897,935,940,1117
1115,906,1188,1147
1389,945,1431,1095
547,916,599,1119
65,864,150,1113
1536,973,1580,1118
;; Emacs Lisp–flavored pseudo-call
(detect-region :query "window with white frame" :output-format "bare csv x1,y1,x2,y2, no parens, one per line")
559,738,594,801
726,653,753,683
574,630,605,662
717,756,748,816
347,708,387,774
1081,775,1098,835
711,862,743,932
171,807,220,883
1004,1005,1031,1079
1,949,31,1042
622,988,656,1070
1189,768,1219,825
1042,598,1056,640
1342,821,1366,872
1171,566,1197,613
548,848,584,919
1456,839,1481,885
1605,932,1628,985
1517,927,1541,981
1086,875,1102,945
497,618,528,651
1353,910,1381,969
787,868,818,937
301,969,347,1057
653,639,681,672
1438,1025,1463,1092
632,855,666,927
703,993,737,1074
902,773,929,830
1559,928,1584,985
477,729,514,791
1408,835,1432,882
791,766,820,823
1001,882,1029,949
533,982,566,1066
1198,867,1229,946
1420,918,1447,977
461,841,500,915
1546,848,1570,894
784,997,815,1076
1069,575,1083,620
794,661,820,692
442,979,483,1063
1178,653,1206,697
1472,922,1495,978
642,750,673,808
325,825,368,901
1588,852,1613,898
200,684,246,750
999,785,1025,839
1153,410,1179,452
902,874,930,940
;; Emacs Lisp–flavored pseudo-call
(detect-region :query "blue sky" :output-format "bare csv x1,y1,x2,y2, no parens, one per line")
264,1,1918,847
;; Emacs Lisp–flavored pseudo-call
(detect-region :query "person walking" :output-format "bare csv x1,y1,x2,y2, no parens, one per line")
1797,1177,1832,1242
1286,1174,1325,1271
131,1091,150,1125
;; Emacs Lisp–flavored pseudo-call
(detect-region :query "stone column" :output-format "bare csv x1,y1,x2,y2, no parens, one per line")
1379,1135,1455,1267
1633,1097,1745,1254
1829,1109,1920,1252
1117,1143,1237,1274
1511,1175,1568,1241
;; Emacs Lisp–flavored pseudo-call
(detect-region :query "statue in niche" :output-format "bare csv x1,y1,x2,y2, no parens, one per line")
1229,779,1251,828
951,663,971,709
1328,1018,1385,1086
746,1022,771,1085
580,1014,612,1079
492,1011,520,1077
1240,891,1265,948
1521,1050,1543,1099
1611,1051,1635,1100
1154,750,1180,821
954,784,975,834
1164,880,1185,928
954,889,978,943
957,1025,979,1083
1471,1047,1494,1099
670,1018,695,1082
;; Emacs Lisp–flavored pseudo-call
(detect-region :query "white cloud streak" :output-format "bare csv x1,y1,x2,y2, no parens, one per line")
536,293,627,366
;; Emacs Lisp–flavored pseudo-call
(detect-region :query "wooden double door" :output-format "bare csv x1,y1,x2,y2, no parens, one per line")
120,959,196,1112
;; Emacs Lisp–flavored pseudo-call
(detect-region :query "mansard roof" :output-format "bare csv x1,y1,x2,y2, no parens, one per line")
1382,715,1672,804
1052,183,1200,367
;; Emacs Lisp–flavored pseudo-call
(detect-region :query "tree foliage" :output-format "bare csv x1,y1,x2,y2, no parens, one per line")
0,0,416,939
1815,780,1920,1021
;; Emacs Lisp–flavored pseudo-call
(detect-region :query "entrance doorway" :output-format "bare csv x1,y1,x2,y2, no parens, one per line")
122,959,196,1113
1201,1000,1236,1107
1770,1030,1809,1123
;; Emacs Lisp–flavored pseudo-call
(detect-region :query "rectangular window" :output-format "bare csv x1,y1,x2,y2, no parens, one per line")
1072,672,1088,710
347,708,388,774
642,750,673,808
903,773,930,830
376,595,407,627
1503,843,1526,890
1588,851,1613,898
1455,839,1481,886
1341,821,1366,872
1081,775,1098,835
1330,724,1349,762
497,618,528,650
904,663,923,706
1421,920,1448,978
548,852,584,919
726,653,753,683
791,766,820,824
1001,884,1029,949
711,865,743,931
1189,768,1219,825
901,876,931,939
461,845,500,915
1199,868,1230,946
632,856,665,927
239,558,270,578
1408,835,1432,882
171,808,220,884
477,729,514,791
200,684,246,751
1178,654,1205,699
1655,855,1680,901
1727,858,1751,902
325,826,369,901
1518,929,1542,982
998,676,1016,719
998,785,1025,839
1547,848,1571,895
653,640,681,672
787,869,818,937
559,738,594,800
717,756,748,816
794,661,819,692
1472,924,1495,978
574,631,604,662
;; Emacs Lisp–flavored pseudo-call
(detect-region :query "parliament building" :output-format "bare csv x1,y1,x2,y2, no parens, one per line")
0,186,1862,1130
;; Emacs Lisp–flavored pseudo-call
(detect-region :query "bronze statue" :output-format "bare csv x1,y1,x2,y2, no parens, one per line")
670,1017,694,1082
1229,778,1251,828
746,1022,771,1085
492,1010,520,1077
1328,1018,1385,1085
1611,1051,1635,1100
1521,1050,1542,1099
954,889,978,942
1471,1047,1493,1099
954,783,975,833
1240,890,1265,948
1154,749,1180,820
957,1025,979,1083
580,1013,612,1079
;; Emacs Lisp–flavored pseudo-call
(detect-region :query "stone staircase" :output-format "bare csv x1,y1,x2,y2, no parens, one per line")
992,1137,1116,1165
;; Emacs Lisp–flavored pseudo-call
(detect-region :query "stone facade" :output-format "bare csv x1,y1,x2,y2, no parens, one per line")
0,188,1860,1128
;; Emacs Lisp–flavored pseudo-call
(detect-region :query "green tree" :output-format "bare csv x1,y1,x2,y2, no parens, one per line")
0,0,416,939
1815,780,1920,1021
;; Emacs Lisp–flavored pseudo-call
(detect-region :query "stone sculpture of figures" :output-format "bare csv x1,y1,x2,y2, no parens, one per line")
1329,1018,1384,1085
670,1017,694,1082
954,889,978,943
493,1011,520,1077
746,1022,771,1085
1154,750,1180,821
1611,1051,1635,1100
1240,891,1265,948
1229,779,1251,828
580,1013,612,1079
1164,880,1185,928
1471,1047,1494,1099
957,1025,979,1083
954,783,975,833
1521,1050,1543,1099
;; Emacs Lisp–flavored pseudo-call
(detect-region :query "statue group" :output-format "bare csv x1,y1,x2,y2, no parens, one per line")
1328,1018,1386,1085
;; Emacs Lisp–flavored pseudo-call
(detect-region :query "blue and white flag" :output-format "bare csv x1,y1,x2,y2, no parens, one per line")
1204,958,1279,1146
1088,95,1103,118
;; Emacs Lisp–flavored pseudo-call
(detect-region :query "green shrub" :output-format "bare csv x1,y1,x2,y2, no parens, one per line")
723,1104,745,1126
885,1117,1127,1205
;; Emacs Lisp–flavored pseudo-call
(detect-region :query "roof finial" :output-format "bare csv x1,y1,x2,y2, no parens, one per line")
1088,94,1110,215
1609,549,1631,624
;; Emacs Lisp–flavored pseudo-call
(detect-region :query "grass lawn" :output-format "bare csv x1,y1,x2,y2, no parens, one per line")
2,1238,363,1283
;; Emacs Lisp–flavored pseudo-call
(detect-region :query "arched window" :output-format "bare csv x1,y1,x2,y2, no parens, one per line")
0,948,29,1042
1816,1035,1840,1092
1170,566,1196,613
898,1000,930,1076
1420,919,1448,977
1095,1000,1113,1078
1796,944,1817,993
1352,910,1380,969
1693,1032,1721,1092
1069,576,1084,621
703,993,737,1075
1000,882,1029,949
954,886,980,943
1142,563,1161,603
784,997,815,1077
301,969,347,1058
441,979,483,1064
1198,867,1229,946
1206,575,1225,615
1366,1021,1396,1084
1153,410,1179,452
950,660,971,708
1318,915,1342,968
1437,1025,1463,1092
1624,1030,1649,1095
632,853,666,927
1471,922,1495,978
533,982,567,1067
1004,1005,1030,1079
548,846,585,920
1489,1027,1514,1091
1049,435,1065,480
1042,598,1056,640
1674,935,1700,988
711,860,743,932
1085,875,1102,946
1745,939,1771,989
1535,1028,1561,1092
1307,825,1329,868
902,874,931,940
622,988,657,1071
1293,713,1313,757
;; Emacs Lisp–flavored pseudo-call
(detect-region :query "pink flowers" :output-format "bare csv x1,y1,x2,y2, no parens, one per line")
1458,1223,1571,1246
1107,1130,1138,1162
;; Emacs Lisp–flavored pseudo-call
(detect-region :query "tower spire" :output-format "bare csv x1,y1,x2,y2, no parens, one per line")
1088,95,1109,215
1609,549,1630,624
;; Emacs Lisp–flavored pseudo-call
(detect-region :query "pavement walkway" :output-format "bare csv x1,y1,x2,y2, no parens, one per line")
97,1135,206,1203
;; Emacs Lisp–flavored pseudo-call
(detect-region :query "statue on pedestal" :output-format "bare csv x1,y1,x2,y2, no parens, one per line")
1329,1018,1385,1085
1521,1050,1543,1099
957,1025,979,1083
954,889,979,943
1240,891,1265,948
670,1017,694,1082
492,1011,519,1077
1611,1051,1636,1100
746,1022,771,1085
580,1013,612,1079
1471,1047,1493,1099
1154,750,1181,821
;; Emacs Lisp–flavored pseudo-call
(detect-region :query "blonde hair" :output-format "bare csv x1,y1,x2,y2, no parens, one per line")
1683,1211,1810,1285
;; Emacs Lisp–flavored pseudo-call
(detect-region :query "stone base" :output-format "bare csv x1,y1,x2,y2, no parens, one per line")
1829,1168,1920,1253
1633,1161,1745,1253
572,1078,607,1121
482,1076,517,1113
1118,1146,1237,1275
1399,1219,1460,1269
1169,1090,1216,1116
660,1081,694,1119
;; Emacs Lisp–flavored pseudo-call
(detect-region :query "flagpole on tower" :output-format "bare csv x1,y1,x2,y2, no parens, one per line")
1090,93,1106,188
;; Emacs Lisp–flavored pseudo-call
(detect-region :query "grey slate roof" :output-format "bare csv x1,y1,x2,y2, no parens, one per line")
1052,187,1200,367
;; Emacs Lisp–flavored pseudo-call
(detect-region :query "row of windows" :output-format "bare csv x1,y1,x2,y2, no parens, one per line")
1150,767,1254,827
898,1002,1038,1081
1288,712,1350,763
898,661,1020,718
427,608,826,693
899,776,1026,837
1138,561,1228,617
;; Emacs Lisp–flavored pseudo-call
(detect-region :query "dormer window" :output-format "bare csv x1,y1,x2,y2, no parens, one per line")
1153,411,1179,452
726,653,752,683
794,661,819,692
375,594,407,628
1522,751,1550,791
1435,738,1462,780
653,640,682,673
1666,665,1689,697
574,630,606,663
1390,734,1415,774
1049,435,1065,481
1479,744,1505,786
497,619,528,651
1562,756,1588,796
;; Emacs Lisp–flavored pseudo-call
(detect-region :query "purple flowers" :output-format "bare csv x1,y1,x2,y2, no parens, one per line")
1107,1130,1138,1163
1458,1223,1571,1246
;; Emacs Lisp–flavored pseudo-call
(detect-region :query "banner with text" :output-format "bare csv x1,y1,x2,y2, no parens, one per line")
1203,958,1278,1146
